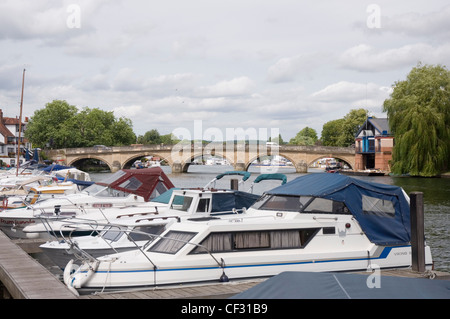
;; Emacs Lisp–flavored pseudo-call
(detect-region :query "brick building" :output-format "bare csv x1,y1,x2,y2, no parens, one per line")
354,117,393,172
0,109,30,166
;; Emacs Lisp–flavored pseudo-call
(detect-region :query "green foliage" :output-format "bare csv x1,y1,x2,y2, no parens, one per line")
289,127,318,145
25,100,136,148
383,63,450,176
137,129,180,145
321,119,345,146
320,109,369,147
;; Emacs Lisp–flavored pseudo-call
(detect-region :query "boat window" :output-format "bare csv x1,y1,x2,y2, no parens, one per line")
170,195,194,212
196,198,210,213
150,182,170,199
128,225,166,241
102,226,124,242
119,176,143,191
362,195,396,217
302,197,350,215
191,229,319,254
252,195,310,212
149,231,196,254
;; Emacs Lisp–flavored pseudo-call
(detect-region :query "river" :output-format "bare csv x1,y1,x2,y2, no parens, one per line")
89,165,450,272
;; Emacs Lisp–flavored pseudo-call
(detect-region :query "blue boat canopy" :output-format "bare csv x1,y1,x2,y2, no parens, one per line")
264,173,411,246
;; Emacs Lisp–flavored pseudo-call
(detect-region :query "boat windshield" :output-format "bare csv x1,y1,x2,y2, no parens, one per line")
148,231,196,254
82,184,106,195
101,226,125,242
170,195,194,212
252,194,350,214
82,184,128,197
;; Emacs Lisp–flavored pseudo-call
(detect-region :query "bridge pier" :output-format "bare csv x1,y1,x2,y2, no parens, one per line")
295,161,308,173
233,163,246,171
112,160,121,173
172,163,183,174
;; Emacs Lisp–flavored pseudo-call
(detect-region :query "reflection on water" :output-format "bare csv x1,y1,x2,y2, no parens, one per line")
90,165,450,272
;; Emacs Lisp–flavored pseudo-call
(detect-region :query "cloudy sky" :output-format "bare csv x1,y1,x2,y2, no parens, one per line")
1,1,450,142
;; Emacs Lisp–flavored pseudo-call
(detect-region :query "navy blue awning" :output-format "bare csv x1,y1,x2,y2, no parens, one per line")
232,271,450,299
265,173,411,246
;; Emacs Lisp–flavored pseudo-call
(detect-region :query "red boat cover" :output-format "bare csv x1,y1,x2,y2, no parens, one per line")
96,167,175,202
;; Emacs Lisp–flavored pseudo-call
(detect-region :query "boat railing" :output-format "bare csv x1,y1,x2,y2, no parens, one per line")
69,224,231,284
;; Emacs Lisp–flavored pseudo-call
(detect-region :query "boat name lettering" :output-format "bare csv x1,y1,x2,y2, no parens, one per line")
229,218,243,223
0,218,35,226
92,203,113,208
393,251,408,256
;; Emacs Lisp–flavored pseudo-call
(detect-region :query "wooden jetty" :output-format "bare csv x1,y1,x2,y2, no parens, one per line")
0,230,77,299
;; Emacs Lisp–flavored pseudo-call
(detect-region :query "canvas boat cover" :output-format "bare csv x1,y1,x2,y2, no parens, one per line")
265,173,411,246
231,271,450,299
96,167,175,202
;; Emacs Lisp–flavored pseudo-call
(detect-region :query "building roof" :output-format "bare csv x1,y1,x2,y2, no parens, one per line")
356,117,391,138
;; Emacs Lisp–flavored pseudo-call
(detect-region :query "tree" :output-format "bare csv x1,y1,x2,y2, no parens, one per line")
320,109,369,147
383,63,450,176
321,119,345,146
24,100,78,148
25,100,136,148
338,109,369,146
289,127,318,145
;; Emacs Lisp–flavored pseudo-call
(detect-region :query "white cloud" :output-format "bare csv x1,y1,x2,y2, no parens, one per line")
267,53,327,83
195,77,256,98
339,43,450,72
1,0,450,142
311,81,390,102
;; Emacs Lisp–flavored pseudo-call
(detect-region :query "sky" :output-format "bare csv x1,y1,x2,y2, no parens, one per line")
1,0,450,143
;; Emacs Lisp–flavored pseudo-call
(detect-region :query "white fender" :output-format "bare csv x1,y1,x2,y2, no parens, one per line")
63,259,80,296
63,259,77,285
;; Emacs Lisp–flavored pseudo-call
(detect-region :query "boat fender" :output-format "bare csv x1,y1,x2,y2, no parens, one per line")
63,259,78,285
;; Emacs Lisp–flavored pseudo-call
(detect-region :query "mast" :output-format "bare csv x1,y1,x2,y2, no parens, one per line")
16,69,25,176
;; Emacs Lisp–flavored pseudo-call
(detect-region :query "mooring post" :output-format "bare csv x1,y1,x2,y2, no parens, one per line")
410,191,425,272
230,179,239,190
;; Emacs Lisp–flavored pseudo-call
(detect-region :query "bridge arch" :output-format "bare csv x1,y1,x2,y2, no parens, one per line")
246,153,297,172
121,152,171,169
68,155,114,172
308,155,354,170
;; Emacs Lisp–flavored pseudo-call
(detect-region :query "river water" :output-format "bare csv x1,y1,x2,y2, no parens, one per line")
90,165,450,272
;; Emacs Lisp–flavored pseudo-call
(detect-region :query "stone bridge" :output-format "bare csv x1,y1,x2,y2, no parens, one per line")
45,143,355,173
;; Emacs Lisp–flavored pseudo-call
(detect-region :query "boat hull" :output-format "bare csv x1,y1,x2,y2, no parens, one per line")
66,244,433,294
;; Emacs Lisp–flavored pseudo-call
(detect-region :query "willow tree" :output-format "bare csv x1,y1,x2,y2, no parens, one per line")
383,63,450,176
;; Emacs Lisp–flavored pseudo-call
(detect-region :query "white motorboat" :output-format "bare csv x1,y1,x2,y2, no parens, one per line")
64,173,433,295
0,167,174,238
40,214,174,269
39,173,269,267
39,172,285,269
23,171,284,238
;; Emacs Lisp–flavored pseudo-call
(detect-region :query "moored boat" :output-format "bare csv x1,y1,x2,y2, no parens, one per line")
64,173,433,295
0,167,174,238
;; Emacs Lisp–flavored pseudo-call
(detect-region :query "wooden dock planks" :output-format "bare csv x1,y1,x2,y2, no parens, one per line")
0,230,77,299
